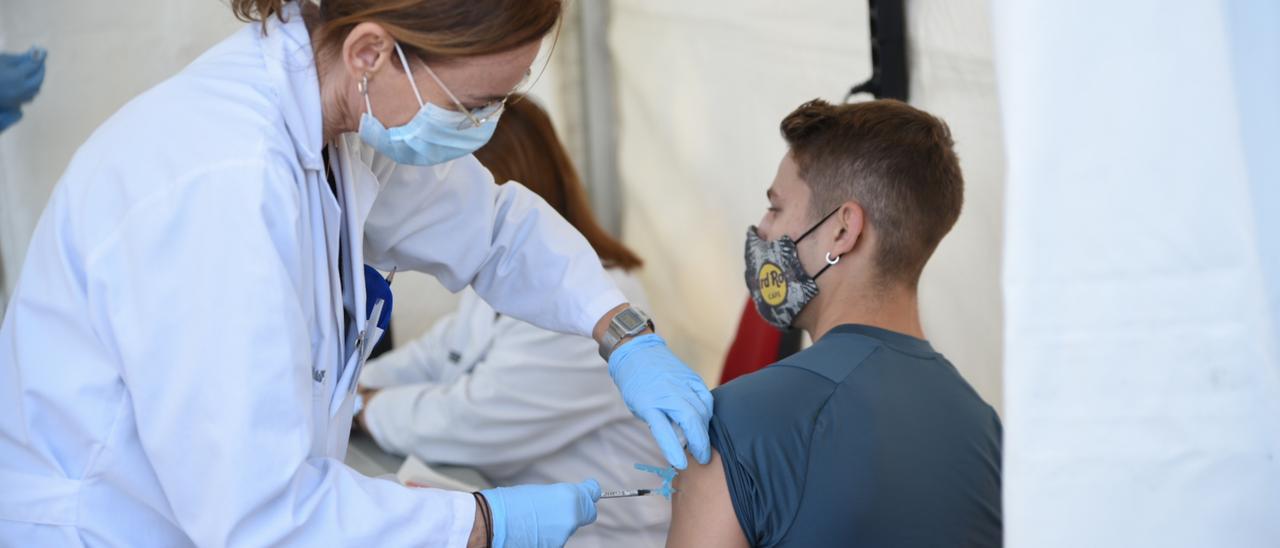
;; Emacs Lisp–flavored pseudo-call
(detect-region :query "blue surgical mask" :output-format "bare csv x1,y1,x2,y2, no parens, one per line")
357,43,501,166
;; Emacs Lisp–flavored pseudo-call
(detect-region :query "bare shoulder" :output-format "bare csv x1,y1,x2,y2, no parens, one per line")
666,448,750,548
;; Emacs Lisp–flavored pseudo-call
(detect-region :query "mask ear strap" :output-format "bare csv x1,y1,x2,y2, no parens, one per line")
392,42,425,107
796,207,843,243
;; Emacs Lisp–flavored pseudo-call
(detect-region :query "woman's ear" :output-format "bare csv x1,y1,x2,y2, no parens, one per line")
342,22,395,80
832,201,865,257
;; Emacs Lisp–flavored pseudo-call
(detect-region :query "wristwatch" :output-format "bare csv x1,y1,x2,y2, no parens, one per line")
599,307,655,360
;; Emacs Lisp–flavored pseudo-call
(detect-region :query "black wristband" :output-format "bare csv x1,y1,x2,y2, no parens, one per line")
471,492,493,548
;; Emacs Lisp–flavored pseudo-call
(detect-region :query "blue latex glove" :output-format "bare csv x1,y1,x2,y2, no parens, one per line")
0,47,46,109
608,333,713,469
482,480,601,548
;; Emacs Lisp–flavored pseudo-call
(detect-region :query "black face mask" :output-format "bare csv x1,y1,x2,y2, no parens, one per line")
743,208,840,329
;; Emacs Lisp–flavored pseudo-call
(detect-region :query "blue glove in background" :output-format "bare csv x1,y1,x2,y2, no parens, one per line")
0,47,46,109
482,480,601,548
608,333,713,469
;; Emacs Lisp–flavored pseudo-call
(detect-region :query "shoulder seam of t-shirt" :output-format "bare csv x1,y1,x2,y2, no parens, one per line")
771,385,843,544
772,338,880,384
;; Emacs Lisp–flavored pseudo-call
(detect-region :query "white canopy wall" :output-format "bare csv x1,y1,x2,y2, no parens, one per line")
609,0,1007,408
994,1,1280,545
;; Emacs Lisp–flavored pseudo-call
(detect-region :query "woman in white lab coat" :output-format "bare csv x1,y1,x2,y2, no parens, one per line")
0,1,712,547
357,96,670,548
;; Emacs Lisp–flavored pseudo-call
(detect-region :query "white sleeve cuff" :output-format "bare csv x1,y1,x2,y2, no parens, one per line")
420,487,478,548
577,288,628,339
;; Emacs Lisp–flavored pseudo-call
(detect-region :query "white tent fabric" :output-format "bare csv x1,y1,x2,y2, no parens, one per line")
995,1,1280,545
609,0,1006,407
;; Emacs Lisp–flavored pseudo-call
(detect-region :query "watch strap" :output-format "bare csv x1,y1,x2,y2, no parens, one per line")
599,307,654,360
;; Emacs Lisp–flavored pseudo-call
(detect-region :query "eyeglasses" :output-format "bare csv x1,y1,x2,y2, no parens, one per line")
420,62,530,130
392,27,559,131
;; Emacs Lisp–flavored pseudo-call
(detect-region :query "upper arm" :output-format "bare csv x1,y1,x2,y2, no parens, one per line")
362,153,625,337
671,369,823,548
667,448,750,548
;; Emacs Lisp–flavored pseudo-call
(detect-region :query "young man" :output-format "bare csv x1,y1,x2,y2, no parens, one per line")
666,99,1002,547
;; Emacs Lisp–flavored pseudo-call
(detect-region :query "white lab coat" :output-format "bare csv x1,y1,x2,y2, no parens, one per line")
360,269,669,548
0,6,625,547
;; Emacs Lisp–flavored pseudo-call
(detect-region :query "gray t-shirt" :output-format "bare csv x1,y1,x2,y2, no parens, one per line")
709,324,1002,547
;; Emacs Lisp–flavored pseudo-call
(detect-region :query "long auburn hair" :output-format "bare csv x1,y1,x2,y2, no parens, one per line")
475,96,643,271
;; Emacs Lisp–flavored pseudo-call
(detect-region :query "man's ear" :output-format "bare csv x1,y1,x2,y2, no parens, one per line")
831,201,865,257
341,22,396,80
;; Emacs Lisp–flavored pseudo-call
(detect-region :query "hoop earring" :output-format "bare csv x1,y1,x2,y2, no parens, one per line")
825,252,840,265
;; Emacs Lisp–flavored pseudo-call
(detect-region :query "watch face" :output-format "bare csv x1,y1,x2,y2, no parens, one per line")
616,309,648,331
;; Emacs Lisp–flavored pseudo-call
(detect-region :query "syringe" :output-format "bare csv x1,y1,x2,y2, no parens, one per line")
600,489,655,499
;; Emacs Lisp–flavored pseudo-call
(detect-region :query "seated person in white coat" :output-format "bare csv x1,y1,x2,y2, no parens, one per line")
356,95,670,548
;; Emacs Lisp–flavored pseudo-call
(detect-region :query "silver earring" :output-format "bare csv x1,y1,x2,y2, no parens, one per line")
825,252,840,265
357,74,369,96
